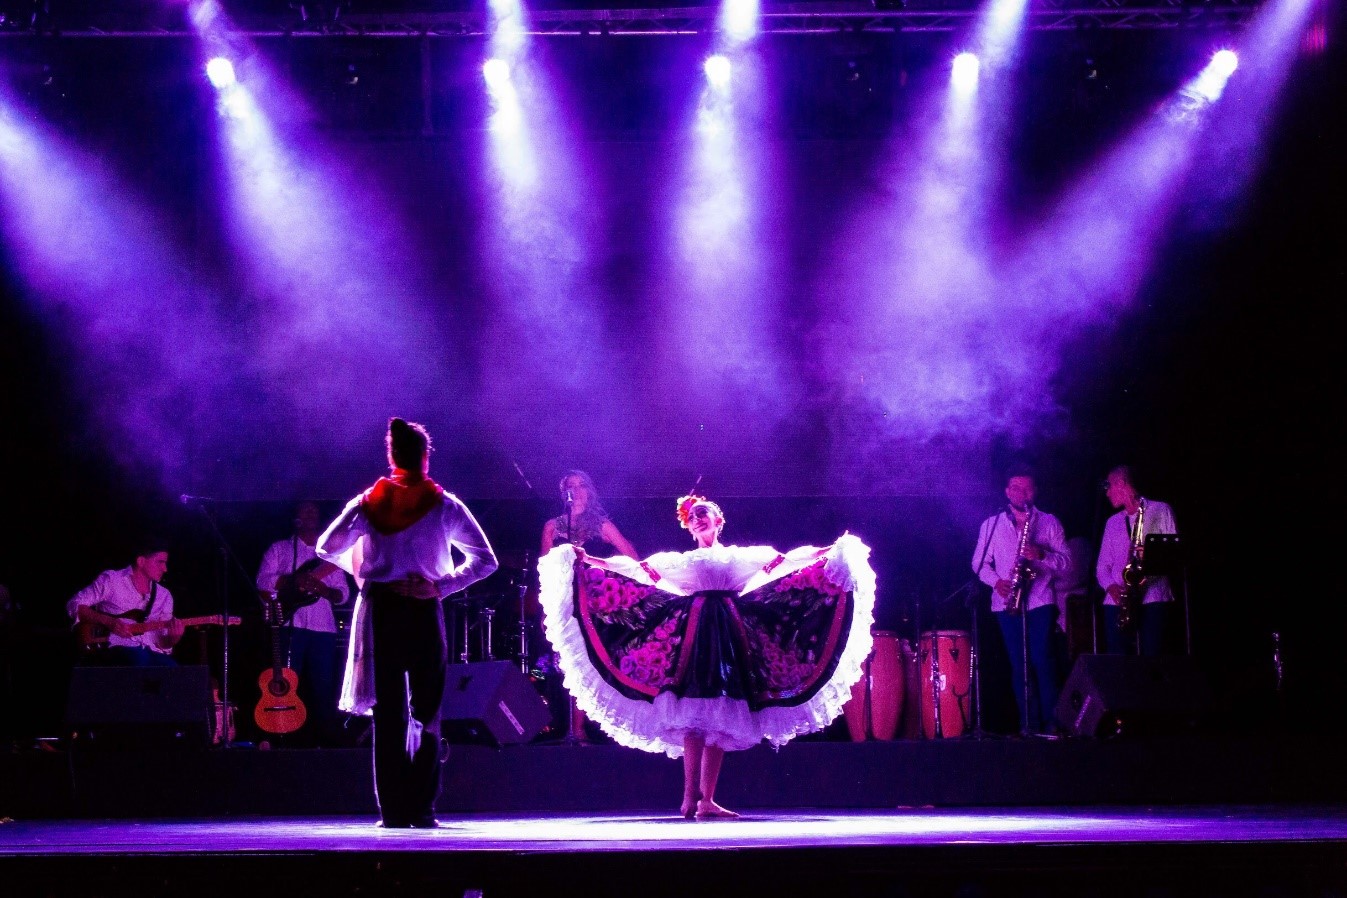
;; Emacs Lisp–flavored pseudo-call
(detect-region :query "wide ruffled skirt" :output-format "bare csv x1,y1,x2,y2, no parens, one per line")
537,536,876,758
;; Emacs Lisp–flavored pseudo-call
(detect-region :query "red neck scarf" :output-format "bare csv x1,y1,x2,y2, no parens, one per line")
361,468,444,535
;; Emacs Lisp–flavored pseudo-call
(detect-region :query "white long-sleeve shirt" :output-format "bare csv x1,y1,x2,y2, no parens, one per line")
66,567,175,653
317,490,498,715
972,509,1070,613
1096,498,1177,605
256,537,351,633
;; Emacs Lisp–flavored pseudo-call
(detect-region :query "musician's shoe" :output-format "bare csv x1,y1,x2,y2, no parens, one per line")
377,818,412,829
409,815,440,829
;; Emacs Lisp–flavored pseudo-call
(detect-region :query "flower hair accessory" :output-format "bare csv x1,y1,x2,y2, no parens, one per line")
675,494,704,529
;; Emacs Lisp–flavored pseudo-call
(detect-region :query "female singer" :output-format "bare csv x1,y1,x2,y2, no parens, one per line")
538,494,874,818
540,470,639,560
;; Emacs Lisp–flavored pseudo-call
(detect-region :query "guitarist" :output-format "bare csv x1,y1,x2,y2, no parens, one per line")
256,501,351,746
1097,464,1179,656
66,538,185,666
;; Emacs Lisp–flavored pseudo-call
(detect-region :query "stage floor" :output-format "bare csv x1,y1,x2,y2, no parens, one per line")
5,807,1347,896
5,806,1347,854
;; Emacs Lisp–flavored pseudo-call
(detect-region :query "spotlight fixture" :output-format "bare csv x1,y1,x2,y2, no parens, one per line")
951,51,979,91
704,54,732,88
1210,49,1238,77
205,56,236,89
483,57,511,91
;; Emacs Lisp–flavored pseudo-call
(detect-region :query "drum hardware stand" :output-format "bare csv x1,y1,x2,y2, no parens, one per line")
480,606,495,662
857,651,876,740
928,629,944,739
913,593,944,739
457,603,472,664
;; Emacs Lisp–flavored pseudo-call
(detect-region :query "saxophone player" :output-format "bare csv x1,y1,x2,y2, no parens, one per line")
972,467,1070,735
1097,465,1179,655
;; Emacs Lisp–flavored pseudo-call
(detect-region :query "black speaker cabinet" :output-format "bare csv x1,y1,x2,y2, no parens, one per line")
1054,654,1211,738
65,664,212,747
441,661,550,748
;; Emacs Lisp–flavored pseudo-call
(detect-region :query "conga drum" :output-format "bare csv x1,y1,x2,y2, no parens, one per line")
843,630,903,741
918,630,972,739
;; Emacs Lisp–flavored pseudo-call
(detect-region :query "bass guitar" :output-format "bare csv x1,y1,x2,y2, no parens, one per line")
275,557,342,622
254,591,307,735
76,612,241,653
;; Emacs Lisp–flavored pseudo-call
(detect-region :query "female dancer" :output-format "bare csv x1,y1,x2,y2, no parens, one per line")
538,494,874,818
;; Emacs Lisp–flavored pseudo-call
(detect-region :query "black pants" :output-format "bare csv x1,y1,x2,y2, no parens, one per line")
369,586,447,824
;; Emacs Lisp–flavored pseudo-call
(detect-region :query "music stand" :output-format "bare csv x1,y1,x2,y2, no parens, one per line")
1144,534,1190,654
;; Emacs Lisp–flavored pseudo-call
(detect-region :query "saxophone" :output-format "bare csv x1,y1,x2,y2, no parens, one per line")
1005,507,1036,615
1116,501,1146,630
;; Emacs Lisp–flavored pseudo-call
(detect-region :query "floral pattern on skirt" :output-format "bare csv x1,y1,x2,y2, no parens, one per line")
575,559,854,711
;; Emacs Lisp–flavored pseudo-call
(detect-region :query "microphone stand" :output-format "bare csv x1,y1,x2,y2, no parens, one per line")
1019,595,1032,738
969,510,1004,739
950,579,987,739
563,494,585,746
516,554,531,676
182,498,259,750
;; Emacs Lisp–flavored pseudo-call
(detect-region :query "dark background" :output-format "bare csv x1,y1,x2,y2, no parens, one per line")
1,14,1342,740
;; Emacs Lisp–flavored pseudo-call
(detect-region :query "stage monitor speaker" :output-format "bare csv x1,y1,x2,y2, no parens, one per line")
441,661,549,748
1054,654,1211,738
65,664,212,747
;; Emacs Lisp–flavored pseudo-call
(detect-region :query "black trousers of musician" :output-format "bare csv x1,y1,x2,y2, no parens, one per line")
1103,602,1179,656
995,605,1061,734
369,586,447,826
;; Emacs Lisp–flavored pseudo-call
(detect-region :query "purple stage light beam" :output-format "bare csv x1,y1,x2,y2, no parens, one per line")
1183,0,1322,228
0,87,235,489
190,0,443,455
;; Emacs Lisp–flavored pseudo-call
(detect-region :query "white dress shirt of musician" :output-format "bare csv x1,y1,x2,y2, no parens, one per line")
256,503,351,634
316,479,498,715
972,478,1071,614
1096,468,1178,607
66,550,183,654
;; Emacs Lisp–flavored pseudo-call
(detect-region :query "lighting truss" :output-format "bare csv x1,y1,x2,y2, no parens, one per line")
0,0,1264,37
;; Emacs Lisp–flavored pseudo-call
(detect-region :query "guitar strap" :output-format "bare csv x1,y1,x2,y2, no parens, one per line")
143,581,160,619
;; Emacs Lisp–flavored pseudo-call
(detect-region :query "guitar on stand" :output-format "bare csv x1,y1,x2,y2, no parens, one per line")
255,591,307,736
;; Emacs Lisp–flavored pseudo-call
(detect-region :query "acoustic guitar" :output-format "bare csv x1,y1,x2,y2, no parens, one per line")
254,591,307,735
76,611,241,653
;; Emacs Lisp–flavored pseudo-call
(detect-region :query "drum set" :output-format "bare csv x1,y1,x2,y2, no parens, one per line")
842,629,974,740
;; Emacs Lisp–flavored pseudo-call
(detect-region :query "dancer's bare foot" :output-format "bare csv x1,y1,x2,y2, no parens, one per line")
695,800,739,819
680,792,700,819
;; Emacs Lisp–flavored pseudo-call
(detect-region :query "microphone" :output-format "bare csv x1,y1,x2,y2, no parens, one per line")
565,490,574,505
